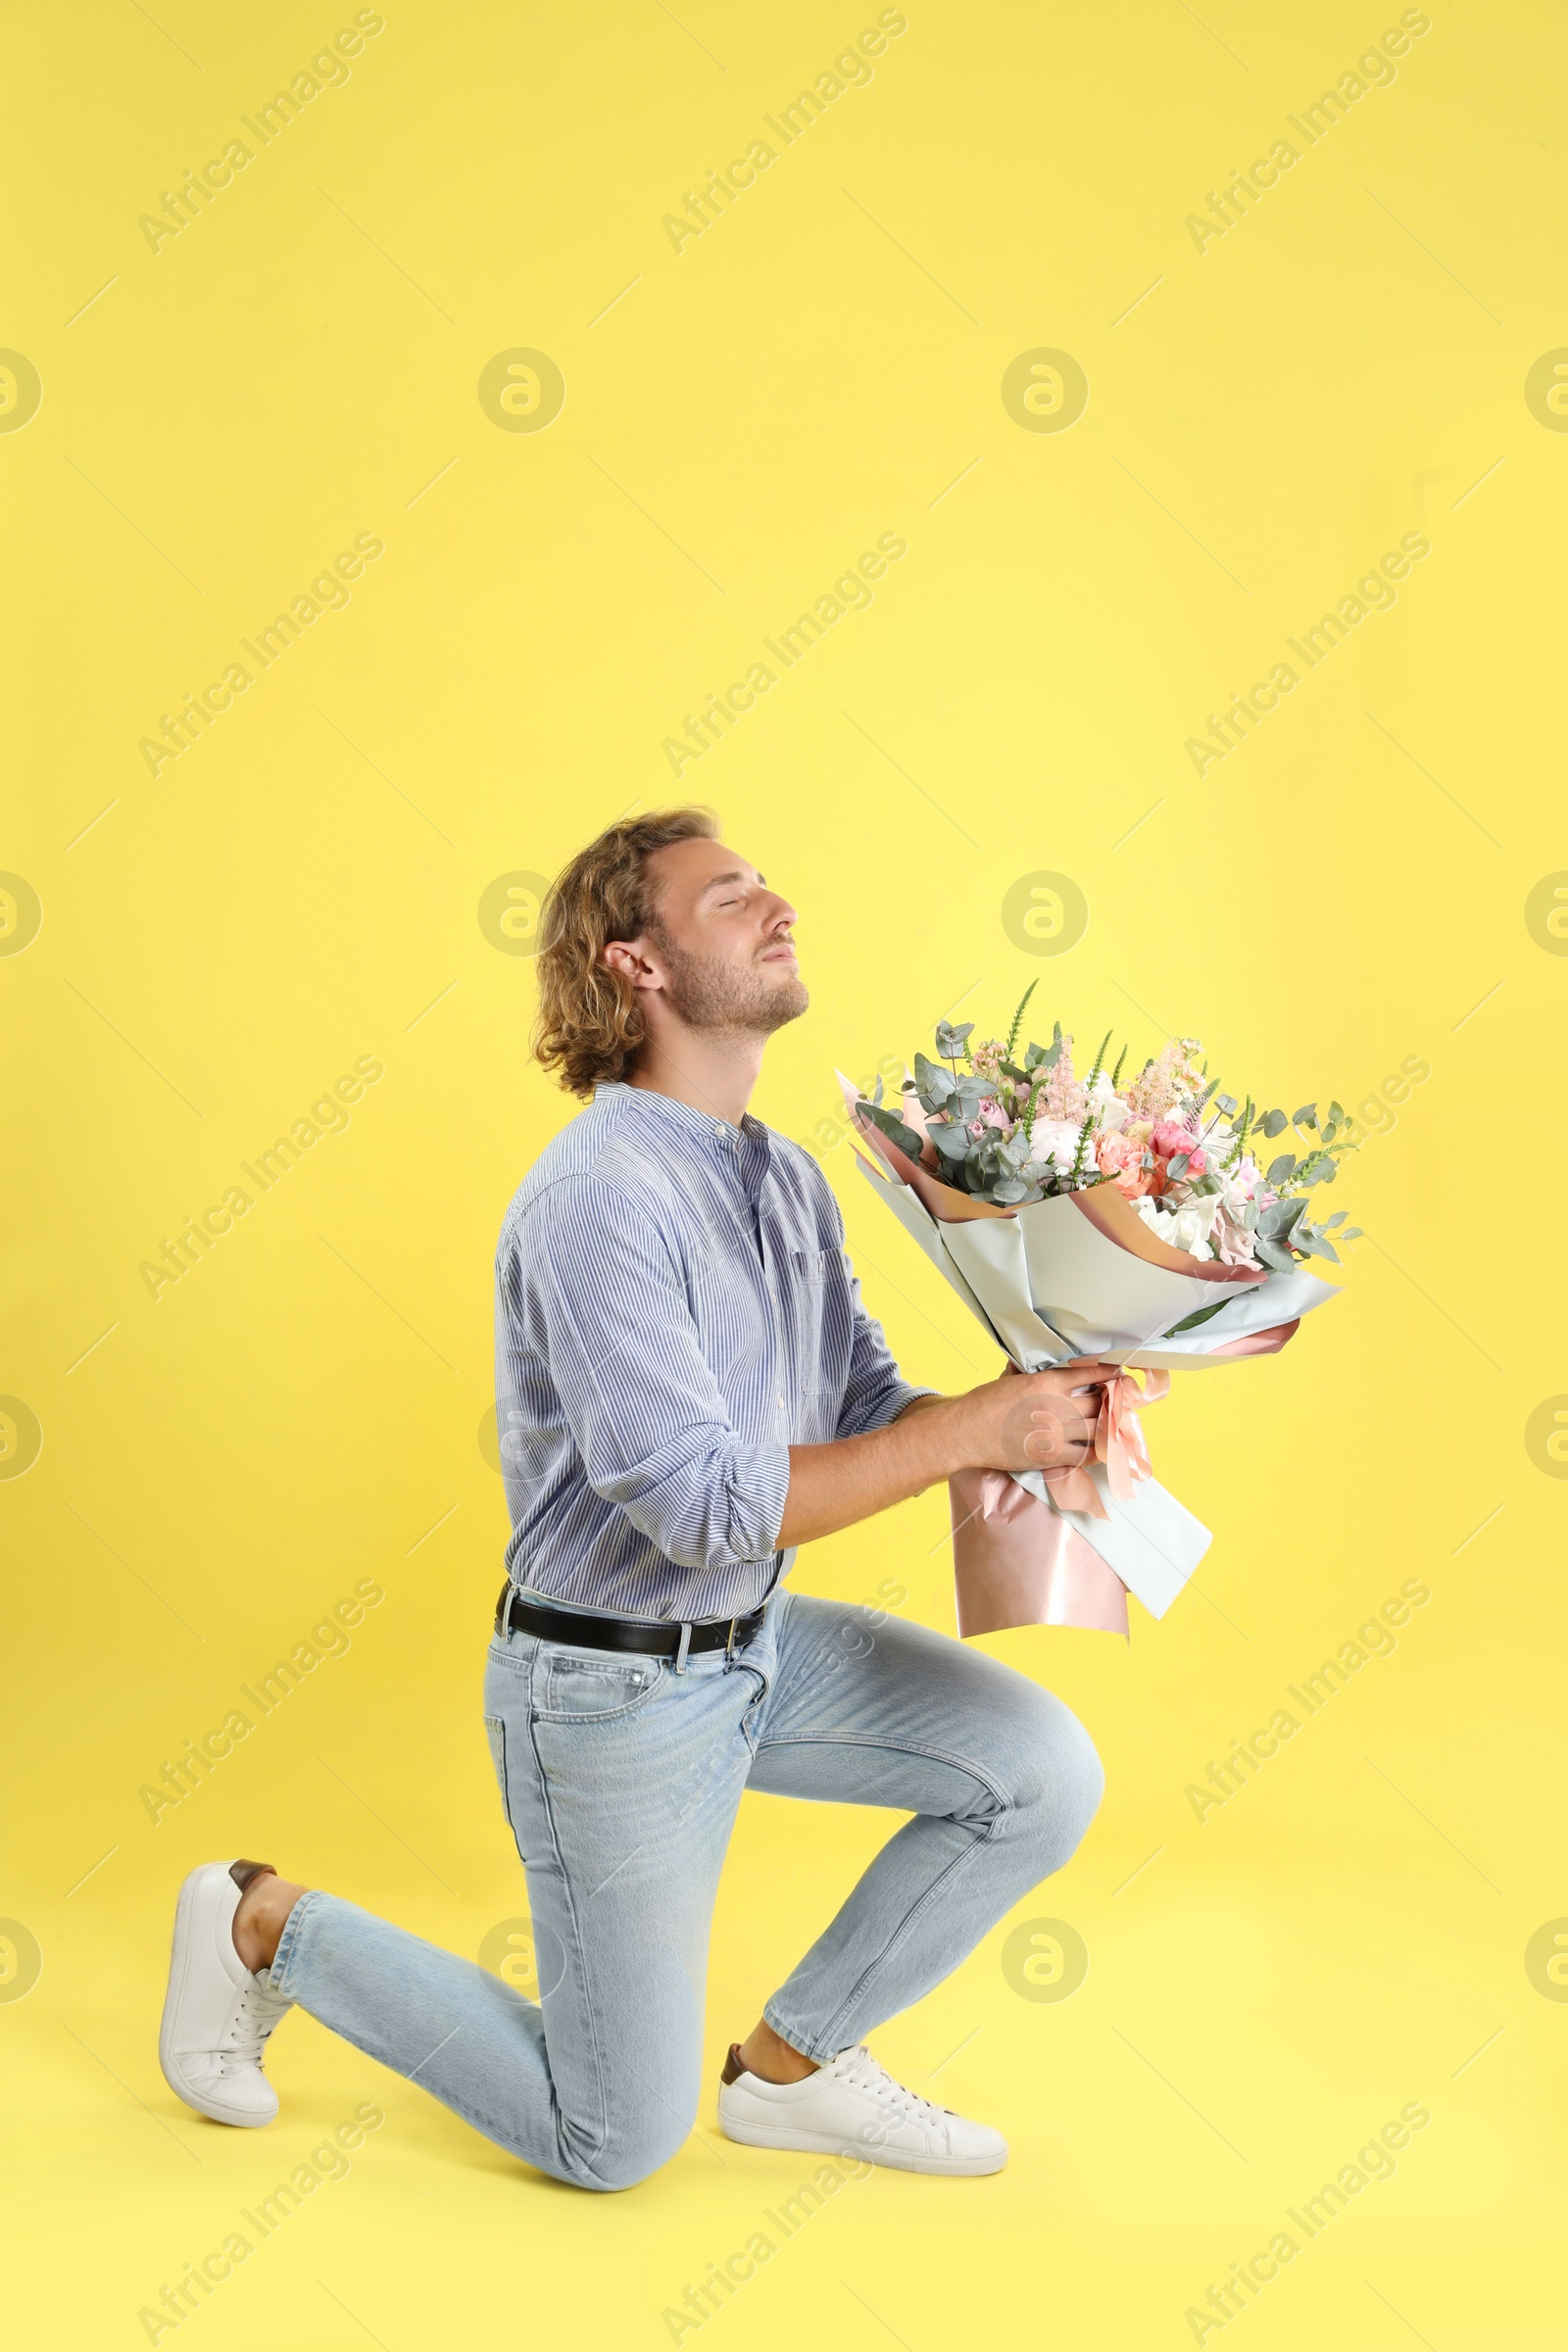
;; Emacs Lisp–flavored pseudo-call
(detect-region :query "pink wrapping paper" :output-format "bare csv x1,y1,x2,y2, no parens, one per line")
951,1471,1132,1637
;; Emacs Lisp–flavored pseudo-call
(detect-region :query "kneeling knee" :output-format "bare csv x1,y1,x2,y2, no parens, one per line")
1006,1696,1104,1854
581,2115,691,2193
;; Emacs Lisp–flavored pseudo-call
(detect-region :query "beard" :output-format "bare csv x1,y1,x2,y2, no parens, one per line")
652,931,809,1036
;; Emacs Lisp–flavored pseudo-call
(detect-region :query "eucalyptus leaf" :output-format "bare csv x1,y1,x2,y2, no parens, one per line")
1164,1299,1231,1336
1266,1153,1297,1184
1261,1108,1288,1138
1293,1103,1317,1128
1254,1237,1297,1271
857,1100,925,1163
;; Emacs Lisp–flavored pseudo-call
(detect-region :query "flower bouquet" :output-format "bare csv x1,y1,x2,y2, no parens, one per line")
841,986,1360,1637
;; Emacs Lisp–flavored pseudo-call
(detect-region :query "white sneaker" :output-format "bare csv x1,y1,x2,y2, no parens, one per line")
717,2041,1007,2176
159,1859,293,2127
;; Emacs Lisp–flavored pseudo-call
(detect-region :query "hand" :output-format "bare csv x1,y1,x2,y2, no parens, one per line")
949,1362,1120,1476
780,1363,1125,1549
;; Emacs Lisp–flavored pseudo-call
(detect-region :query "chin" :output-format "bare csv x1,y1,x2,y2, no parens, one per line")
763,975,809,1029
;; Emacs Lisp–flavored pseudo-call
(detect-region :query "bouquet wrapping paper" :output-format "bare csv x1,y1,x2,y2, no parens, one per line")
839,1079,1339,1636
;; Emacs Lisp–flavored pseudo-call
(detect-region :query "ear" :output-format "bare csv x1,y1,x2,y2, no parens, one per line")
603,936,662,994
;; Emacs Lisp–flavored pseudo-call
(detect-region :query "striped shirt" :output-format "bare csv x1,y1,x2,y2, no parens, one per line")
494,1080,932,1622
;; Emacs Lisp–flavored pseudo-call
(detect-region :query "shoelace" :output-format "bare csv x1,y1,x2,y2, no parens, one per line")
217,1977,292,2075
834,2045,954,2131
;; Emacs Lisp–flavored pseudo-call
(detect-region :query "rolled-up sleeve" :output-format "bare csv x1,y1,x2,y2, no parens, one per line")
505,1175,790,1575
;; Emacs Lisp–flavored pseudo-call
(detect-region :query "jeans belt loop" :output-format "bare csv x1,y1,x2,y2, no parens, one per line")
724,1614,739,1663
673,1621,693,1675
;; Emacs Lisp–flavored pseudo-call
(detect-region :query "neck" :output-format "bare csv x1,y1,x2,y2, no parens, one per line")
625,1025,766,1129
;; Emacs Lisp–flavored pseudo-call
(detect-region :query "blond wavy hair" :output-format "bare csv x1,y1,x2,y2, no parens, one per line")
532,806,720,1098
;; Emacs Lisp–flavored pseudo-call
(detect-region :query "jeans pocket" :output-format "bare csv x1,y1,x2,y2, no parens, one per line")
482,1714,508,1807
537,1653,663,1723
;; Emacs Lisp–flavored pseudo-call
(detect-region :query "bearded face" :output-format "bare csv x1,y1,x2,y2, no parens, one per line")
650,924,809,1037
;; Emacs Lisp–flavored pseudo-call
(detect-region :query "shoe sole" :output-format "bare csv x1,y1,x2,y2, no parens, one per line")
717,2111,1005,2176
159,1865,273,2129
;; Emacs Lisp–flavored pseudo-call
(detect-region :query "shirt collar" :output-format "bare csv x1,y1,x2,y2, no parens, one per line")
594,1080,767,1152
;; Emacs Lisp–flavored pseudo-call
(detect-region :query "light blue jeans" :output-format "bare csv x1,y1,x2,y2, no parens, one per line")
268,1588,1103,2190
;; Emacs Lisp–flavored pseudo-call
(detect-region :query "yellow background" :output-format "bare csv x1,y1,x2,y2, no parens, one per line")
5,0,1565,2343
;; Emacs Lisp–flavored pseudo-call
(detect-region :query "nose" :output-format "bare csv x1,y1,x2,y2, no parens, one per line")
763,891,797,934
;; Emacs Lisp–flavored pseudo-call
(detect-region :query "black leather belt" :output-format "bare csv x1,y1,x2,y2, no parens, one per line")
494,1581,765,1662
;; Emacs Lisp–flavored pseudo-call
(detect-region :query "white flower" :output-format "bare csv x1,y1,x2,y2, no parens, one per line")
1132,1195,1220,1260
1084,1070,1130,1133
1028,1117,1089,1179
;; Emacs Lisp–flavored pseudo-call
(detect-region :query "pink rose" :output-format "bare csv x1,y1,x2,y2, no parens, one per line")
1151,1119,1200,1159
1212,1214,1258,1267
1097,1130,1160,1199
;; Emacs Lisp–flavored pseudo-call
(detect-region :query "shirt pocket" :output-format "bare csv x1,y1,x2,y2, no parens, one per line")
786,1248,850,1402
789,1246,845,1286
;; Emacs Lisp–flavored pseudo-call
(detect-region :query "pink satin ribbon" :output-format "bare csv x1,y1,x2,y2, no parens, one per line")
1033,1366,1168,1520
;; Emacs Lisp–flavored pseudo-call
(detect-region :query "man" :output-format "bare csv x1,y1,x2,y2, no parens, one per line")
159,806,1110,2188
